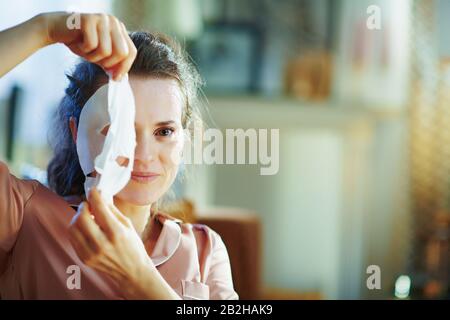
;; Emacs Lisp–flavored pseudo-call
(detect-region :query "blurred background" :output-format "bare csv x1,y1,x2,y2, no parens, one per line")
1,0,450,300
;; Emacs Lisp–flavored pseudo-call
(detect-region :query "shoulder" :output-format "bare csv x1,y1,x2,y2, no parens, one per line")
0,161,40,204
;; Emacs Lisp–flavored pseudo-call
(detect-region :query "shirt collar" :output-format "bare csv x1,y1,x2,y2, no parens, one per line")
150,213,183,266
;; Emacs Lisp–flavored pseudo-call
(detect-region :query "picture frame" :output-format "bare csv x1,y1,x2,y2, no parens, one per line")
189,21,263,94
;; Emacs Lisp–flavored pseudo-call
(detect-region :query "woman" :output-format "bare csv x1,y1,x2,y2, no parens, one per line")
0,12,238,300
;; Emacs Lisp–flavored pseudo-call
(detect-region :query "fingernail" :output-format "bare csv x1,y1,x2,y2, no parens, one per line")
76,202,85,216
88,190,95,202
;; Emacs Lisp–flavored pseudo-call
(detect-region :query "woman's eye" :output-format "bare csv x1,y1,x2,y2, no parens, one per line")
155,127,175,137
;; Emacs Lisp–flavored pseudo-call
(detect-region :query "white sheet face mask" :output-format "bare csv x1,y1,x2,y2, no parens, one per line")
76,74,137,203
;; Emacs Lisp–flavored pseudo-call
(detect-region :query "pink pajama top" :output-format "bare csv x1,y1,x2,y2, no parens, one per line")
0,161,238,299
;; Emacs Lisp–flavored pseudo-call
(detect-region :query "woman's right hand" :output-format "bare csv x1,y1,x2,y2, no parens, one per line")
42,12,137,80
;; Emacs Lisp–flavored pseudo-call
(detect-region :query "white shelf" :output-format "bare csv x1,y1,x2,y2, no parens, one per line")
205,96,405,130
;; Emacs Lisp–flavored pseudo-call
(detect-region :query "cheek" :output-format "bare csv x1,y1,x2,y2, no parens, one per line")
154,138,183,192
163,133,185,167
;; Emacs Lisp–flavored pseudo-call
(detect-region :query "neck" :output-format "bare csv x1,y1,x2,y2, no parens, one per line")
113,197,153,238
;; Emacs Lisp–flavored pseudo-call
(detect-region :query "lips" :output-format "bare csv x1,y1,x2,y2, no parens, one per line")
131,172,160,183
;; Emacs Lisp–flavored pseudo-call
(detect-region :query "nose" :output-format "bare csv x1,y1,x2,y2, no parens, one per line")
134,129,157,163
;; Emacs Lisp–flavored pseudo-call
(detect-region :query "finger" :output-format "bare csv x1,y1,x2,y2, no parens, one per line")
85,15,112,63
98,17,129,69
73,202,105,252
108,203,132,227
67,42,84,57
88,188,121,239
110,22,136,81
78,16,98,53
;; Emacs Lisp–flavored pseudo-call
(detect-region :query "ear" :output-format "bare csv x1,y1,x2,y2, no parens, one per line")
69,117,78,144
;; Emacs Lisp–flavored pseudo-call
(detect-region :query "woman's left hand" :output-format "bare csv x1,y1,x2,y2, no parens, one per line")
69,188,157,298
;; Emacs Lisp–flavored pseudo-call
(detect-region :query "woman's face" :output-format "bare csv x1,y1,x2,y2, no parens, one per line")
114,76,185,206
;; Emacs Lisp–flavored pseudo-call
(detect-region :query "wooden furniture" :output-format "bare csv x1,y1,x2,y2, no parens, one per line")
165,199,322,299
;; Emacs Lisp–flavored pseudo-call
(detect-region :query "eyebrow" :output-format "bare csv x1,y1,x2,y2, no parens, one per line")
134,120,180,128
154,120,177,126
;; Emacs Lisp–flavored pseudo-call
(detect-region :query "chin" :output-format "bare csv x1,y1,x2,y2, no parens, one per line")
116,194,154,206
115,181,166,207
